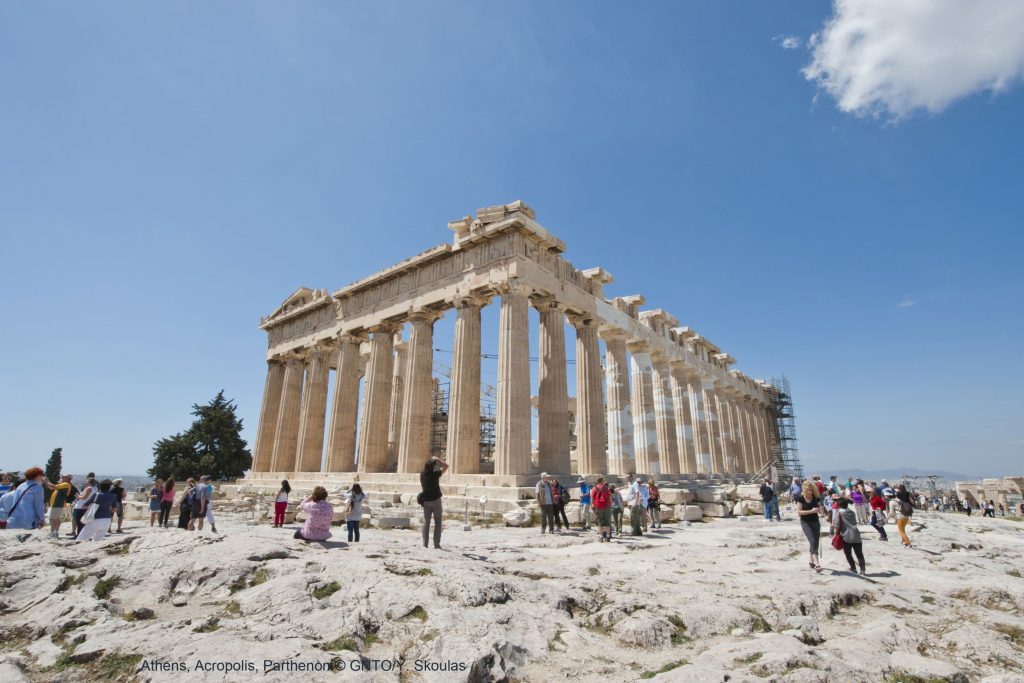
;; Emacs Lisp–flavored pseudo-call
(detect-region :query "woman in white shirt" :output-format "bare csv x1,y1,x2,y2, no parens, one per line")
273,480,290,528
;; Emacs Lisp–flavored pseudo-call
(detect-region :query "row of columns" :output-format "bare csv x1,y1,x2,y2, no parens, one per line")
252,287,777,477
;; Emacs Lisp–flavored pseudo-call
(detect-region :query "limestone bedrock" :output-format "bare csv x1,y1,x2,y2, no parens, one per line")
0,509,1020,682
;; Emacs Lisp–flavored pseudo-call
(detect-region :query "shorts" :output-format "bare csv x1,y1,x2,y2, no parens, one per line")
115,504,124,519
595,507,611,526
49,507,64,521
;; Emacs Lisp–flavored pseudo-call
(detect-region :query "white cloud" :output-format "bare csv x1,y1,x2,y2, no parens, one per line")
775,34,801,50
896,298,916,309
803,0,1024,119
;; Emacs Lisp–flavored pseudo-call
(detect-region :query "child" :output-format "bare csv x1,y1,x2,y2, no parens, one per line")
343,484,366,543
273,480,291,528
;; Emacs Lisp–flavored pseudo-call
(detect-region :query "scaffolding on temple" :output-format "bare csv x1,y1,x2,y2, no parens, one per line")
767,375,803,481
429,367,497,472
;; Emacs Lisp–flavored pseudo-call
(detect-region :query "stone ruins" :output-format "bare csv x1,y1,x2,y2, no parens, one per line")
246,201,784,494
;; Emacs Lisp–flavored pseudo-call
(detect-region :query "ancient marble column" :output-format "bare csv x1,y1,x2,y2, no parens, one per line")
754,400,771,471
650,353,679,475
669,362,697,475
698,377,721,474
729,392,750,473
602,331,634,475
494,283,532,476
536,299,570,474
324,335,362,472
386,336,408,472
252,360,285,472
761,401,778,469
447,296,487,475
628,341,658,475
398,311,439,473
270,357,305,472
742,398,759,474
357,324,397,473
715,387,737,473
295,347,331,472
572,315,606,475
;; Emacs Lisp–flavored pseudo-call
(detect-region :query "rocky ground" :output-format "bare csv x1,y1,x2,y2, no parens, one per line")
1,507,1022,683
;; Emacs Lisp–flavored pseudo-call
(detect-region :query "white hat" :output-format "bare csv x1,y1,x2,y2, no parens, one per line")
540,472,549,478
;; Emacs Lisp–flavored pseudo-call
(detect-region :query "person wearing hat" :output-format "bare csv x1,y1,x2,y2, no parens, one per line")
109,478,126,534
535,473,557,534
576,477,592,530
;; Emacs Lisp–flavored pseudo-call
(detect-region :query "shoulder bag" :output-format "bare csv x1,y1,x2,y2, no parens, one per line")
831,515,845,551
80,494,100,524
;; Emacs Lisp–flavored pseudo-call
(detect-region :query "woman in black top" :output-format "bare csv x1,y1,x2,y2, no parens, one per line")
796,479,825,572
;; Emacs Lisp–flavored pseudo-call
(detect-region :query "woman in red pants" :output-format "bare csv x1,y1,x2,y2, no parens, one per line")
273,480,291,527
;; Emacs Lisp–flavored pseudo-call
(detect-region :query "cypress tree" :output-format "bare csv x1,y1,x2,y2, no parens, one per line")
45,447,63,482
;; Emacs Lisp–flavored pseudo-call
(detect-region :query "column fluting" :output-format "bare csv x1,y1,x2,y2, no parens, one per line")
494,283,532,476
447,296,487,474
252,360,285,472
536,299,570,474
324,335,363,472
357,325,397,473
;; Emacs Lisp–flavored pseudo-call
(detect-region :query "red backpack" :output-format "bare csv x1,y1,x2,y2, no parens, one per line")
592,485,610,508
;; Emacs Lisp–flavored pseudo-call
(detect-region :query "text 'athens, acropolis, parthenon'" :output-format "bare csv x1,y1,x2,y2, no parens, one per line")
249,201,782,484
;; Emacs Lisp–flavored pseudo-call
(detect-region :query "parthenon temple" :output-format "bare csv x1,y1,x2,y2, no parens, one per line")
247,201,785,490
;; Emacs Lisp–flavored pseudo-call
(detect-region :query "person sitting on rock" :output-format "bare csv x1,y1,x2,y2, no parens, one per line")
295,486,333,542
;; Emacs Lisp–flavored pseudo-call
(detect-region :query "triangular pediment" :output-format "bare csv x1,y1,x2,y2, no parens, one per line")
262,287,328,325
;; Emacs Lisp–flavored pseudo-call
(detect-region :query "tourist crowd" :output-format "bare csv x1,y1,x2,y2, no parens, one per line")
4,462,1021,572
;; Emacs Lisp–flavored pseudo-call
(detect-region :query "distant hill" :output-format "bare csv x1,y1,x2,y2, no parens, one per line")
802,467,977,482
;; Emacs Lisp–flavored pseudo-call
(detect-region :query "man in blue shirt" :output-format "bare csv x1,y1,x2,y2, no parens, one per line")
577,478,592,530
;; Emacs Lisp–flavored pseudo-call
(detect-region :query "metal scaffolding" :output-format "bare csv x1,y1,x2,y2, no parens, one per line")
768,375,803,481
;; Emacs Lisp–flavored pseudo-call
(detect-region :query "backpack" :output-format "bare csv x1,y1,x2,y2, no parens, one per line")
898,500,913,517
592,485,610,508
558,487,570,506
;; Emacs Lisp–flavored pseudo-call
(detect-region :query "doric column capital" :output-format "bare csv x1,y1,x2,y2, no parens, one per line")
367,322,401,335
668,359,697,381
337,331,367,346
406,309,444,326
494,280,533,298
531,295,568,314
598,326,628,342
566,312,598,329
454,293,491,310
626,339,649,355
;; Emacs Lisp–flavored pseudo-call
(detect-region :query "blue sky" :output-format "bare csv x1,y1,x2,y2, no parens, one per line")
1,2,1021,477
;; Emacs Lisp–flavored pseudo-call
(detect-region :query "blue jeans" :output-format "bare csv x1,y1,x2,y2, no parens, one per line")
346,520,360,542
763,497,780,520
